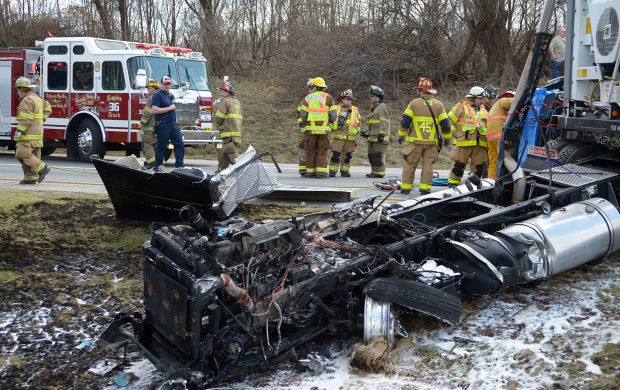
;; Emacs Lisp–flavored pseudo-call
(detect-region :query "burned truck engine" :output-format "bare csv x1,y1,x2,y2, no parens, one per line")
102,178,620,388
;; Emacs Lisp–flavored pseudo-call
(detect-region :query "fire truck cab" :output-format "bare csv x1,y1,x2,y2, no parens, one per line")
0,37,218,161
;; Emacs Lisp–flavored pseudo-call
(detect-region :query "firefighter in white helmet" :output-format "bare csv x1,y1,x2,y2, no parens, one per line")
298,77,337,178
140,78,160,169
14,77,52,184
328,89,360,177
214,80,242,172
446,86,489,186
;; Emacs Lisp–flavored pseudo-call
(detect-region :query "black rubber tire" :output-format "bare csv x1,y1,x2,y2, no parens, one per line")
545,138,571,154
556,142,606,164
69,118,106,162
365,277,461,325
164,148,172,162
40,146,56,156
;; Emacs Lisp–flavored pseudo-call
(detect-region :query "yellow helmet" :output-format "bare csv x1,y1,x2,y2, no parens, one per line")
310,77,327,88
15,77,34,90
147,78,160,89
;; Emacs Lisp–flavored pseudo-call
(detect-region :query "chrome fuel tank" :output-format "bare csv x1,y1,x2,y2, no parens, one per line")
497,198,620,279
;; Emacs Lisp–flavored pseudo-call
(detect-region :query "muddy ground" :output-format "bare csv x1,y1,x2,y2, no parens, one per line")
0,189,619,389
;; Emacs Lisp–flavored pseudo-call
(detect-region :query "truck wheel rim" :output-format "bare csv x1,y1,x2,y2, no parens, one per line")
78,129,93,155
364,295,394,345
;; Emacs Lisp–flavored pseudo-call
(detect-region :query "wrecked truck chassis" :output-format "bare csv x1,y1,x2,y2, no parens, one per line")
101,160,620,387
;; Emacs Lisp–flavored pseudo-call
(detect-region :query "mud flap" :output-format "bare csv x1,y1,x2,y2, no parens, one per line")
365,277,461,325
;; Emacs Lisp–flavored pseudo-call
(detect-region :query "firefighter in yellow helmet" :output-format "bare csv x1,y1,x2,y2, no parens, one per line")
447,86,489,186
362,85,390,178
140,78,159,169
329,89,360,177
297,79,312,176
486,91,515,179
214,80,242,172
398,78,451,195
14,77,52,184
298,77,337,178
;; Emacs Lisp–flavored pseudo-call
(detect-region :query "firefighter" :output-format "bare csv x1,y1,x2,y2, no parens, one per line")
297,80,312,176
398,78,451,195
447,86,488,186
214,81,242,172
486,91,515,179
362,85,390,178
140,78,159,169
298,77,337,178
483,85,498,111
329,89,360,177
14,77,52,184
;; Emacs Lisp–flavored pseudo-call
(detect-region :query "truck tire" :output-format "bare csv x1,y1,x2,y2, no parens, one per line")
164,148,172,162
365,277,461,325
69,118,106,162
40,146,56,156
556,142,606,164
545,138,571,154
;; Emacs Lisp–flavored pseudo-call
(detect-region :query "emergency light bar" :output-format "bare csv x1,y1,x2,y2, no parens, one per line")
149,48,165,55
189,52,203,59
135,43,193,54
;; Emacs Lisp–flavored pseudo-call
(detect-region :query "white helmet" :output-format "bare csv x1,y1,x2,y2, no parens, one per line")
466,86,486,98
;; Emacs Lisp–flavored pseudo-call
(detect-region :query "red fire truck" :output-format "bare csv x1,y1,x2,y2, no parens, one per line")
0,37,218,161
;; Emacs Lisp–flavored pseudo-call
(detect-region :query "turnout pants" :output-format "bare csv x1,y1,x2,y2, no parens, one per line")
154,122,184,168
141,131,157,165
449,145,487,185
15,142,44,181
487,139,499,179
298,133,309,174
401,143,438,192
329,139,356,174
305,133,330,176
218,139,239,171
367,141,386,176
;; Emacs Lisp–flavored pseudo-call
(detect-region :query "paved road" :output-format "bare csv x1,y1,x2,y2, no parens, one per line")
0,151,451,204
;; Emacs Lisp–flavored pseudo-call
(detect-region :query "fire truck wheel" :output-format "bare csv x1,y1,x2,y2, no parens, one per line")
69,118,106,162
41,146,56,156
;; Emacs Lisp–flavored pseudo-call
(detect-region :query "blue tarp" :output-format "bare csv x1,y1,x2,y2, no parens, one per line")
518,88,559,166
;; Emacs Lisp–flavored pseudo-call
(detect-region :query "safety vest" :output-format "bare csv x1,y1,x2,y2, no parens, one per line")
15,92,46,146
448,100,488,147
140,93,155,132
332,104,360,140
300,91,333,134
486,97,514,141
215,96,242,139
400,97,449,145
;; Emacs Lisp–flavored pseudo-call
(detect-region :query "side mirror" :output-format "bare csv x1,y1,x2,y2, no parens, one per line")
135,69,147,89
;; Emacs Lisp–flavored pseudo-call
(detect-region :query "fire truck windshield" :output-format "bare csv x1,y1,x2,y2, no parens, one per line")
127,56,178,89
177,59,210,91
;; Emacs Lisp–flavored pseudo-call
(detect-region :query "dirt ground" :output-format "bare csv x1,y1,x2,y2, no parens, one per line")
0,189,618,389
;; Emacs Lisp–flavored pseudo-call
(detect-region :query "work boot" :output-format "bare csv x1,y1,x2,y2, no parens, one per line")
315,174,327,179
37,165,51,183
400,189,411,195
300,172,307,177
341,172,351,177
366,173,384,178
19,180,36,185
448,183,458,189
329,172,336,177
154,165,165,173
144,161,154,169
419,189,431,195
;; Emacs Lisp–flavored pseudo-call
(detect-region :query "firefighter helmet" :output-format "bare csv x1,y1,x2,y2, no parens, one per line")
147,79,160,89
466,86,486,98
497,91,515,99
309,77,327,88
416,78,437,94
369,85,384,97
220,82,235,94
484,85,498,98
340,89,353,100
15,77,34,90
